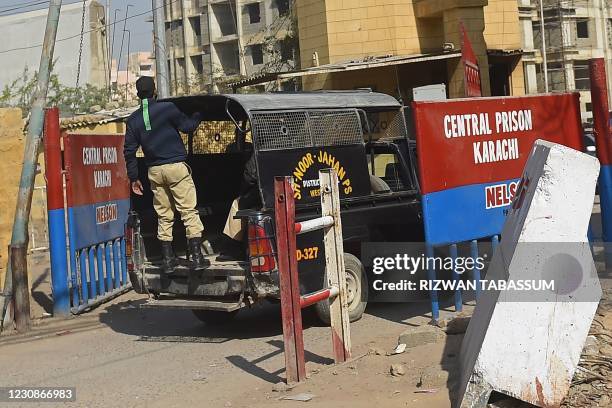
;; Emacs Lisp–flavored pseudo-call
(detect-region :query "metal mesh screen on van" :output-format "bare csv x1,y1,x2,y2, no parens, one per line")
309,110,363,147
252,109,363,151
180,121,252,154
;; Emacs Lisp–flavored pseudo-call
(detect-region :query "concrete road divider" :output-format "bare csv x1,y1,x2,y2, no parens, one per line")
456,140,602,408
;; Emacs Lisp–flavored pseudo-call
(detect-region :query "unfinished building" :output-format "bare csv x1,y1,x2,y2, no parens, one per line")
519,0,612,122
163,0,297,94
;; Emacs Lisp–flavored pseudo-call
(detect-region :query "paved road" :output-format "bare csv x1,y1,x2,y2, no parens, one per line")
1,293,437,408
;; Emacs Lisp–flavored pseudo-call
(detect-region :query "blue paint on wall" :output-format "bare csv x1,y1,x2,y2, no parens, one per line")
422,178,520,246
69,199,130,250
48,208,70,316
600,165,612,261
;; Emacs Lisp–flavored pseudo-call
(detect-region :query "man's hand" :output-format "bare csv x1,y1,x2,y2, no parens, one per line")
131,180,144,196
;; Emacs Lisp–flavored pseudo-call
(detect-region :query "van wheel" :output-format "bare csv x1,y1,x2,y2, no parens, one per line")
192,310,238,325
315,253,368,324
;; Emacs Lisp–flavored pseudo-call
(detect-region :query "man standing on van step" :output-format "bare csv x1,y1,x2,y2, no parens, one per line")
124,76,207,272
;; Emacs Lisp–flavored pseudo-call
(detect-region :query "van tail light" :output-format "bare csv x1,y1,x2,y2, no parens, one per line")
248,223,276,273
125,223,134,273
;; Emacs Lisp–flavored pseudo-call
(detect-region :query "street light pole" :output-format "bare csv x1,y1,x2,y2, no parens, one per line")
152,0,170,98
115,4,132,102
110,8,121,98
125,29,131,102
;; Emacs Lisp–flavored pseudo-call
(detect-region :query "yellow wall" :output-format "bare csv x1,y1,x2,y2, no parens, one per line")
483,0,521,50
0,109,23,287
297,0,525,97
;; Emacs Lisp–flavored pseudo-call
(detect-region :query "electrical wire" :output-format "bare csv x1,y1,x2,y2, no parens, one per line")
0,1,50,15
0,0,84,15
0,0,179,54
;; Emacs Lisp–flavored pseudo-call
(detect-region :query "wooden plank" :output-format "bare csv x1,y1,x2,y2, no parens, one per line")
320,169,351,363
11,244,31,333
284,176,306,381
275,177,305,383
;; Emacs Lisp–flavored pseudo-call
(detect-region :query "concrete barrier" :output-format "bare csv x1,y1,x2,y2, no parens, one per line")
456,140,602,408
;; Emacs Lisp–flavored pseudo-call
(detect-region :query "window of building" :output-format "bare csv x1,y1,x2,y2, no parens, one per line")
140,64,152,72
250,44,263,65
191,56,203,75
247,3,261,24
280,39,293,61
574,61,591,90
576,20,589,39
276,0,290,16
190,17,202,45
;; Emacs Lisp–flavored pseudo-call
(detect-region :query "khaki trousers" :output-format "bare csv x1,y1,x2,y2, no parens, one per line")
223,198,246,241
148,162,204,242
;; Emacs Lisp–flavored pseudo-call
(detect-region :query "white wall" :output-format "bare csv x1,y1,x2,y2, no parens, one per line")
0,1,105,92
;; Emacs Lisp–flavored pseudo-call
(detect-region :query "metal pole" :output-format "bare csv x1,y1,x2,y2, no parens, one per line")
44,107,70,316
589,58,612,268
111,8,120,97
0,0,63,332
115,5,131,101
153,0,170,98
180,0,191,94
106,0,112,96
125,29,131,102
540,0,549,92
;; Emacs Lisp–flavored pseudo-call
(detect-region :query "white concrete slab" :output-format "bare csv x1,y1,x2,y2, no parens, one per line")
456,140,603,408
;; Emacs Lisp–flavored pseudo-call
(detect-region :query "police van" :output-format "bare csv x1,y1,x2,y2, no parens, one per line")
126,91,424,324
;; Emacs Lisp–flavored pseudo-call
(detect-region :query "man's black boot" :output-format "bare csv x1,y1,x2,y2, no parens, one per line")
160,241,176,273
189,238,209,270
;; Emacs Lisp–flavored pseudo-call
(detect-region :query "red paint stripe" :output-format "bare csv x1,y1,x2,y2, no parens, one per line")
413,94,584,194
43,108,64,210
64,134,130,207
275,177,306,383
331,329,350,363
300,288,331,309
284,177,306,381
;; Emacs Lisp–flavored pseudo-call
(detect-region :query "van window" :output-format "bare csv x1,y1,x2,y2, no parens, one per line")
368,152,405,192
180,121,251,154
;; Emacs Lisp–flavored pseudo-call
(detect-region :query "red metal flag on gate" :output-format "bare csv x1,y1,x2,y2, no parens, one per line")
461,22,482,97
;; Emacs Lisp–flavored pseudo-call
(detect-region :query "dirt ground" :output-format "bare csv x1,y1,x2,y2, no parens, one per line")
1,207,609,408
2,276,610,408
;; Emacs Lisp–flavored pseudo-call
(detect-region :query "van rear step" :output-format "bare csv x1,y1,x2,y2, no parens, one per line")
142,297,244,312
145,255,248,276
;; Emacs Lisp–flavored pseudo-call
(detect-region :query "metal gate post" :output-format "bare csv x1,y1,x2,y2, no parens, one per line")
43,107,70,316
274,176,306,383
589,58,612,267
319,169,351,362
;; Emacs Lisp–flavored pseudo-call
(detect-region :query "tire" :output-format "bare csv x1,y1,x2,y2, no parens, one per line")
192,309,238,325
315,253,368,324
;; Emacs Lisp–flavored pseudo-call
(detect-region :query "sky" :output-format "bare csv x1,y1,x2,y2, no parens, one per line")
0,0,153,68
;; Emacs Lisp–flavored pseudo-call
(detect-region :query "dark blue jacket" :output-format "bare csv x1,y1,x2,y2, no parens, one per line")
124,99,201,181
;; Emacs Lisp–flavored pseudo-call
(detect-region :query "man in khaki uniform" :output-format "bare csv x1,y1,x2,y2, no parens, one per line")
124,77,207,271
